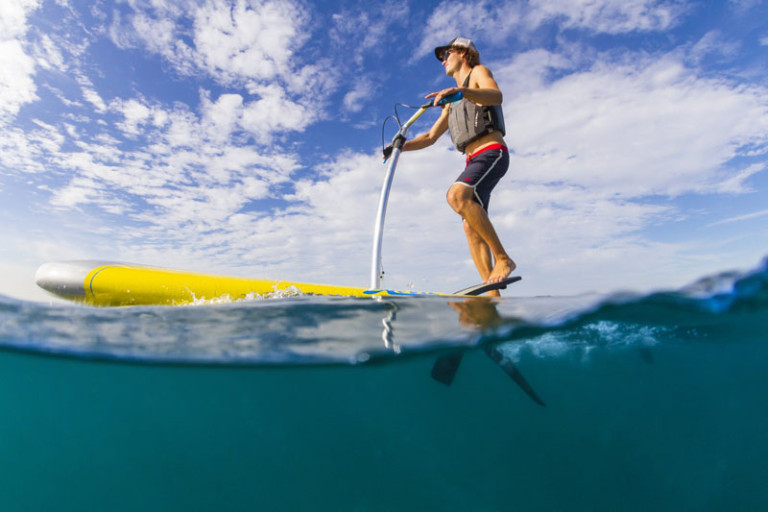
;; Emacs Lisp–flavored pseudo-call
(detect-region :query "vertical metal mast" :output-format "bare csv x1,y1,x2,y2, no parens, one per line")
370,133,407,290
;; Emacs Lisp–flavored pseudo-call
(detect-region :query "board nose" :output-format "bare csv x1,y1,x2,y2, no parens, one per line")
35,261,96,298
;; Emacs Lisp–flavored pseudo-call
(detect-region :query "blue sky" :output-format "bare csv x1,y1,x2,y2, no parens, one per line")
1,0,767,302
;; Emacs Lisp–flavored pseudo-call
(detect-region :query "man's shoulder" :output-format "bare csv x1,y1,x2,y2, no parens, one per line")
470,65,494,80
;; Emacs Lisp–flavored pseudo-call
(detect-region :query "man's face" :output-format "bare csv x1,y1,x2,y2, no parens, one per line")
441,48,462,75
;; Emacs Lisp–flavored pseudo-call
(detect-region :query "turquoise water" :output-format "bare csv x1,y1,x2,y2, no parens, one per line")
1,260,767,511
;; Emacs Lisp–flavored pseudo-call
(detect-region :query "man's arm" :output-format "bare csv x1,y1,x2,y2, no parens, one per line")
464,65,503,106
402,107,450,151
427,65,503,107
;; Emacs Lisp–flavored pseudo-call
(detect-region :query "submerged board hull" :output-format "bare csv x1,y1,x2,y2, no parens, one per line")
35,261,469,306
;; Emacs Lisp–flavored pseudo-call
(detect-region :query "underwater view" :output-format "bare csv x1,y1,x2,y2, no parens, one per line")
1,259,767,511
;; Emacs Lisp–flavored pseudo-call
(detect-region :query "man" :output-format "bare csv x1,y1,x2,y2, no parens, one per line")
399,37,515,296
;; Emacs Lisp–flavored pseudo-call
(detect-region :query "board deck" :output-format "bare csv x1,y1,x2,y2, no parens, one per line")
35,261,521,307
453,276,522,296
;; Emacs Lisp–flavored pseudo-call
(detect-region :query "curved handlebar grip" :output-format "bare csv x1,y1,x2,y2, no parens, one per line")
436,91,463,105
420,91,464,109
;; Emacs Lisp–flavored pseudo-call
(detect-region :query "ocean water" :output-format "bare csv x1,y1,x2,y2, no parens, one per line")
1,260,767,511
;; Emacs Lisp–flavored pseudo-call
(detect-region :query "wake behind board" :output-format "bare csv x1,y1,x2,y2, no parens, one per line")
35,261,521,307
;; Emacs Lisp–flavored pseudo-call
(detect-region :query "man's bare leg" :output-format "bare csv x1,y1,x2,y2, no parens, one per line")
463,221,502,297
448,183,516,284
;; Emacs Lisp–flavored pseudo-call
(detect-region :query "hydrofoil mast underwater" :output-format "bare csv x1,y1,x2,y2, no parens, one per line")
35,93,520,307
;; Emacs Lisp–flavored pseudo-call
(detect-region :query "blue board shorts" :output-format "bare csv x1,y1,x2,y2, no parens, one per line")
455,144,509,211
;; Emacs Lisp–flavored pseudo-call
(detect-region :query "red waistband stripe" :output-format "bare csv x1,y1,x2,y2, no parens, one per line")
466,144,508,163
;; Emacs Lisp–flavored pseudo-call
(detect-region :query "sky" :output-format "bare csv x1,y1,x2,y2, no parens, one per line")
1,0,767,303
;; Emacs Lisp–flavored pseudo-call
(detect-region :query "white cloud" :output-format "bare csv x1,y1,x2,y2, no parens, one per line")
201,91,244,142
415,1,523,58
131,11,180,53
496,54,768,197
0,84,302,260
527,0,687,34
103,0,323,143
0,41,38,121
32,33,66,71
240,85,314,141
728,0,764,14
193,0,309,84
343,78,375,113
0,0,42,122
491,49,575,97
687,30,741,66
0,0,41,39
109,0,313,90
709,207,768,227
112,97,156,136
714,163,766,194
330,3,410,66
324,3,415,115
77,75,108,113
416,0,688,58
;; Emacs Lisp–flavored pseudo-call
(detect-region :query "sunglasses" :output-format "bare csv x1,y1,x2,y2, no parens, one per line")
441,49,455,62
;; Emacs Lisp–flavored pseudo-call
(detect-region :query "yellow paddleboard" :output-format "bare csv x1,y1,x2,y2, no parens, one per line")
35,261,482,306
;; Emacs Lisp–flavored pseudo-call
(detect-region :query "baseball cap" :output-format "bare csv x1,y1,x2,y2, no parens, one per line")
434,37,477,61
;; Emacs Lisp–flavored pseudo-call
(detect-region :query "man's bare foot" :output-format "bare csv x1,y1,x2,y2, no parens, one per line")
486,257,516,284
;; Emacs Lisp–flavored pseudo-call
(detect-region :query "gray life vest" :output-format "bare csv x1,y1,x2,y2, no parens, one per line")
448,69,506,153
